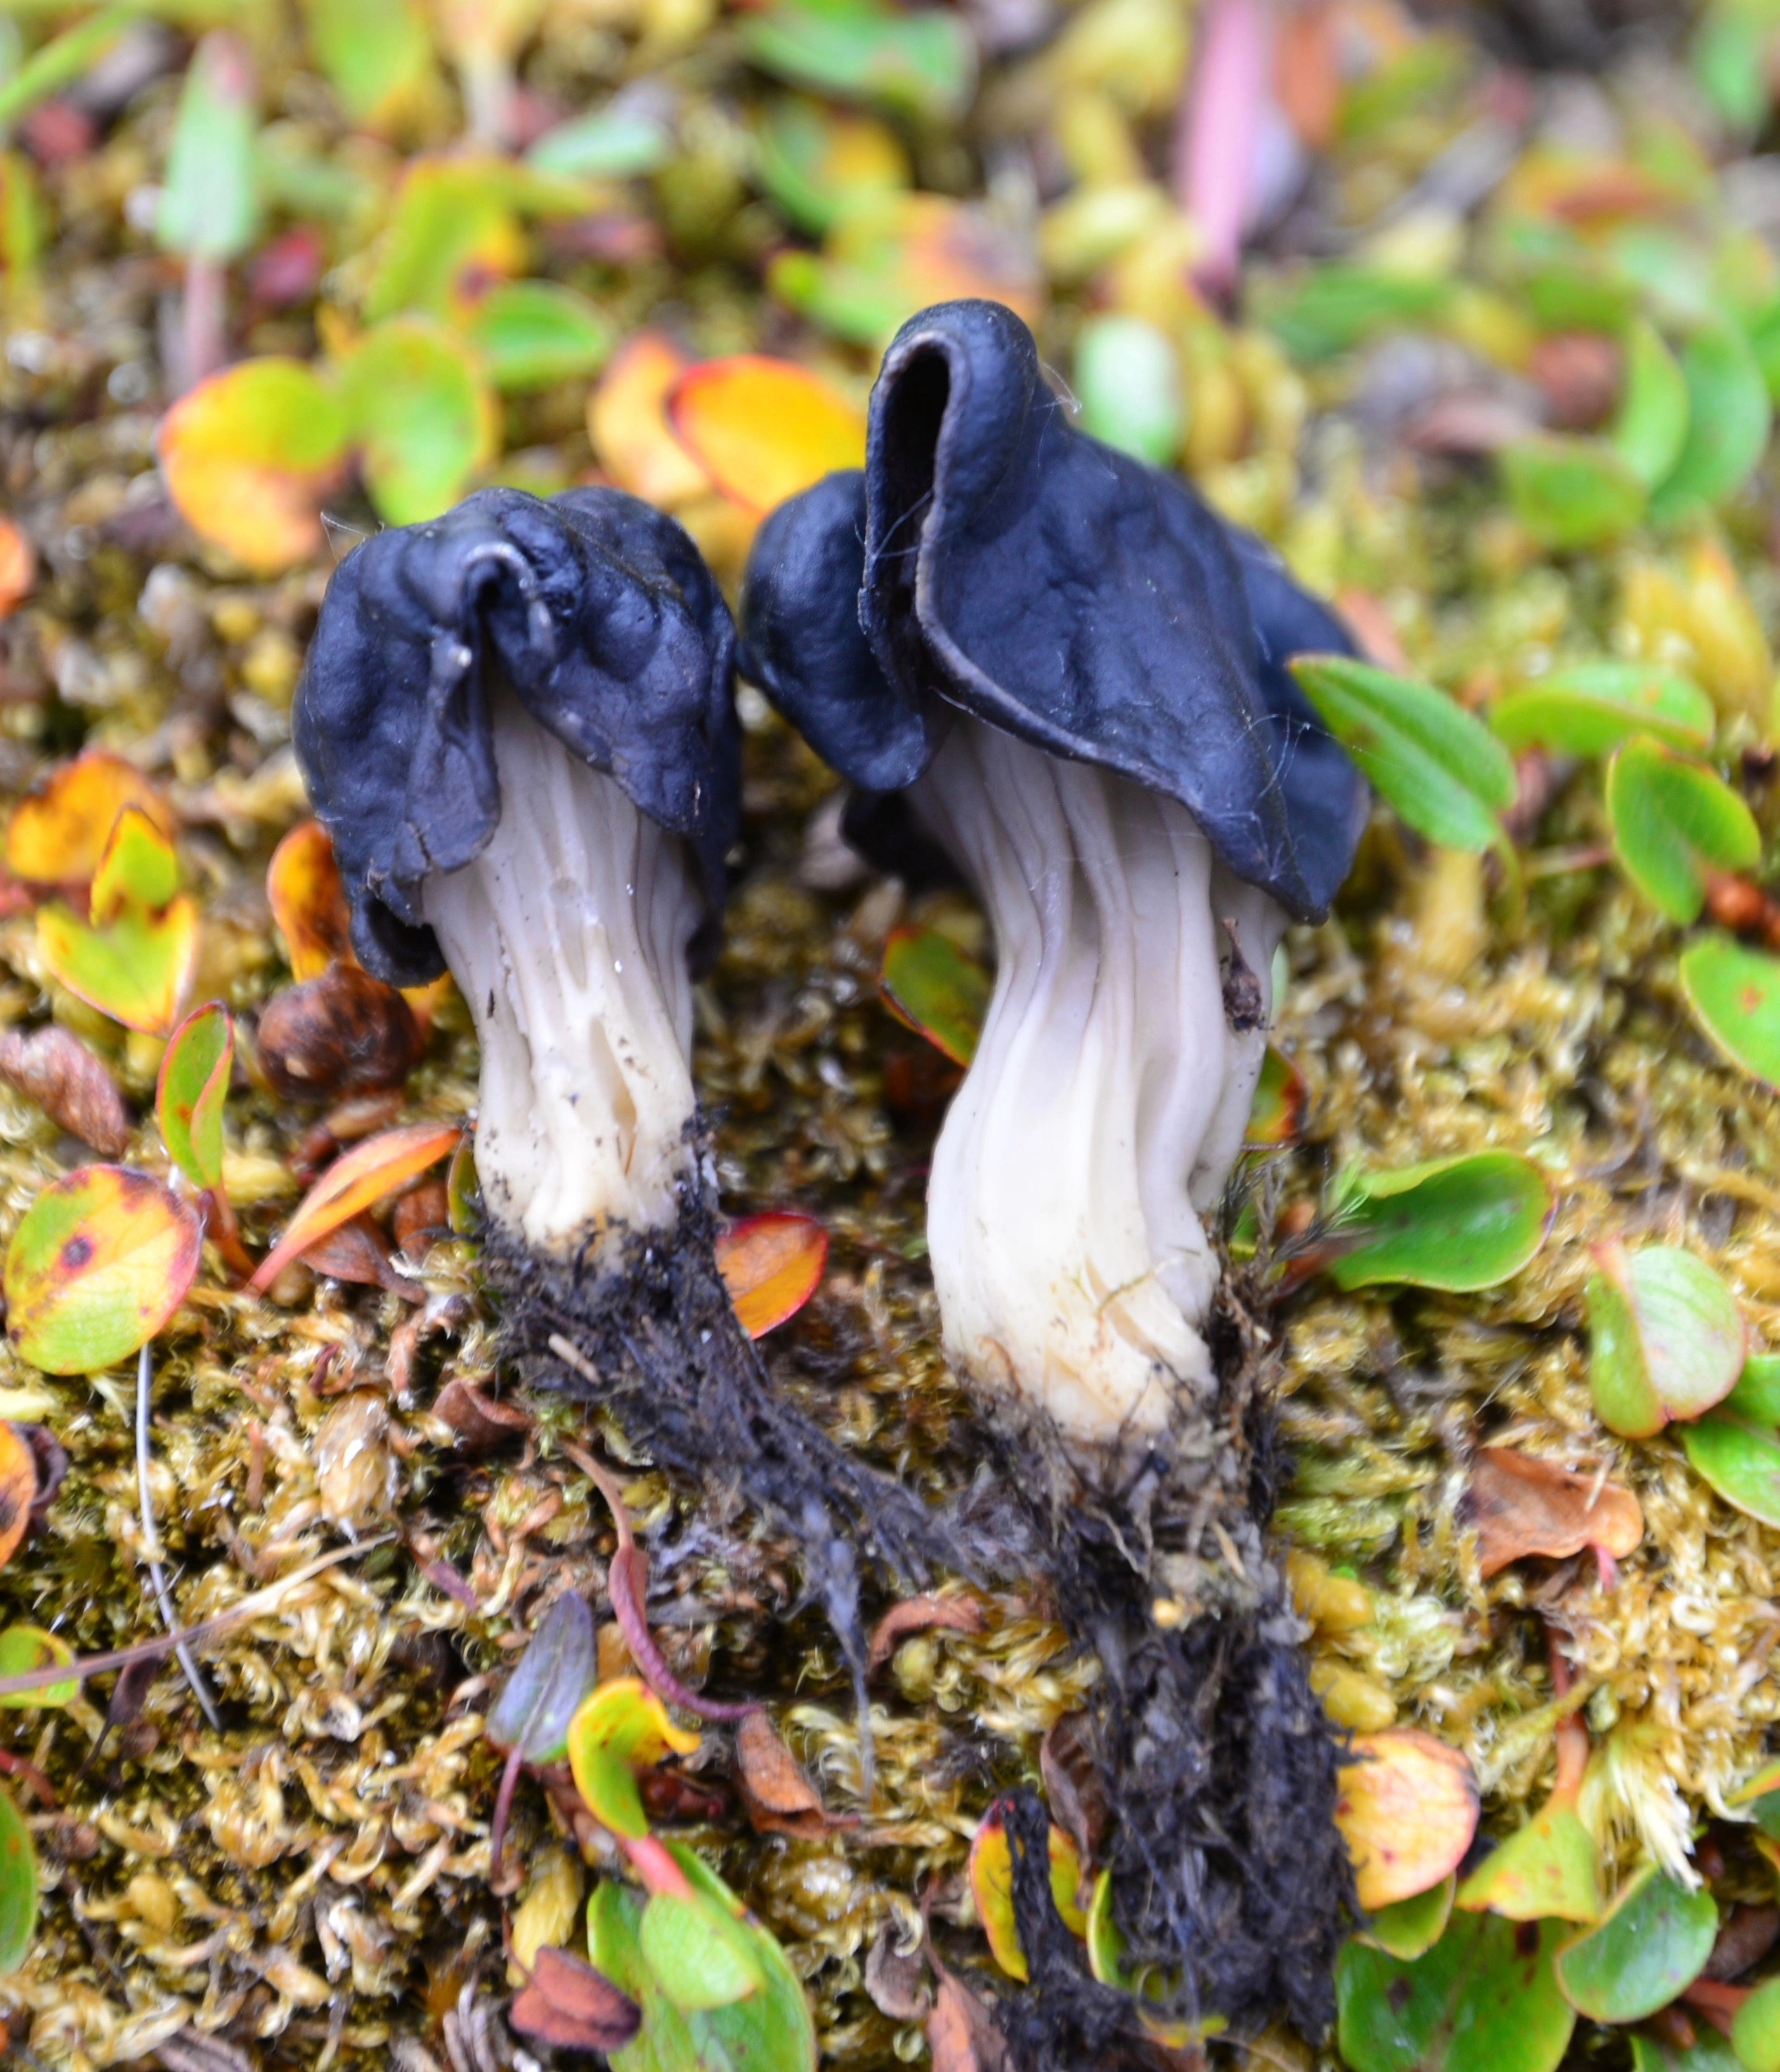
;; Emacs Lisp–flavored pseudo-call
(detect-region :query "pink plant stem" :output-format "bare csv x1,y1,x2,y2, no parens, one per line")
622,1830,695,1900
181,254,227,392
1178,0,1273,300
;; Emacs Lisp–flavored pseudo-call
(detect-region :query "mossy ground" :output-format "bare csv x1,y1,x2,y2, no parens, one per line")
6,6,1780,2068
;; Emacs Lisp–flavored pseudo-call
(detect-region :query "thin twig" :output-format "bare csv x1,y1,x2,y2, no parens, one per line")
137,1343,223,1729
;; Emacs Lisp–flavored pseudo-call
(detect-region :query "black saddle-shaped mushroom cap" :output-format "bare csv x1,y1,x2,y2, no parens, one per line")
739,299,1368,923
295,486,741,986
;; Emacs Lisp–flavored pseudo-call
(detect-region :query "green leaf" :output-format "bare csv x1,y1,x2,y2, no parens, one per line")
1693,2,1772,130
1490,661,1715,757
1588,1241,1746,1439
752,96,907,237
4,1166,203,1376
1500,435,1647,551
1649,321,1773,525
462,282,616,392
879,925,987,1067
1290,656,1514,854
0,5,133,129
737,0,976,122
1360,1877,1457,1962
1611,320,1691,488
1259,266,1450,363
1684,1353,1780,1528
1736,1974,1780,2072
1073,315,1183,467
1454,1803,1602,1924
1632,2028,1746,2072
639,1891,766,2011
0,1784,37,1974
37,895,199,1038
157,32,259,264
0,1627,75,1709
1680,937,1780,1090
486,1592,597,1765
1336,1913,1577,2072
334,318,498,526
157,1001,232,1194
1328,1152,1553,1294
301,0,434,126
528,102,675,180
1553,1865,1718,2022
592,1843,818,2072
1606,737,1760,924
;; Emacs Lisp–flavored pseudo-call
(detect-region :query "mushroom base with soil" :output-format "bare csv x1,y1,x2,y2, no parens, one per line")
987,1250,1353,2061
481,1173,971,1733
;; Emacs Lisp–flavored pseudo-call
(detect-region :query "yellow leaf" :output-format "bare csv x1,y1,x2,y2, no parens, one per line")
38,896,200,1037
267,819,354,982
587,333,710,509
667,356,865,517
6,752,175,888
1336,1728,1480,1913
89,807,178,925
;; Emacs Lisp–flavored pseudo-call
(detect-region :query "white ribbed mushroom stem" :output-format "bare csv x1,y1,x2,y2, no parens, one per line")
421,698,700,1258
909,719,1287,1456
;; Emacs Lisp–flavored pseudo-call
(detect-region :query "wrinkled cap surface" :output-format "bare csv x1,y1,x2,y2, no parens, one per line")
739,299,1367,923
294,486,741,984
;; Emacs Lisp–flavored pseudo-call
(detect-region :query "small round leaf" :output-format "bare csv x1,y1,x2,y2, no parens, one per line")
1554,1864,1718,2022
0,1784,38,1974
5,1166,202,1375
1681,937,1780,1091
1329,1152,1554,1293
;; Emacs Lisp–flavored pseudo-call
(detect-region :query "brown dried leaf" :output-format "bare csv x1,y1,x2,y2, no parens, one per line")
926,1973,1008,2072
734,1708,843,1837
256,963,424,1102
869,1593,985,1674
1467,1446,1644,1579
154,2032,258,2072
1704,1903,1780,1982
864,1921,933,2022
0,1024,131,1155
300,1213,422,1301
432,1377,533,1452
393,1179,450,1254
1039,1711,1108,1864
509,1945,641,2053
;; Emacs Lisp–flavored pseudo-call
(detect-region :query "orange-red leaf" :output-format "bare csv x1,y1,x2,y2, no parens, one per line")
716,1211,828,1337
6,752,175,888
250,1121,462,1292
1467,1447,1645,1579
1336,1728,1480,1913
4,1166,202,1376
0,521,34,621
587,332,710,508
668,356,866,517
267,819,354,982
158,358,349,574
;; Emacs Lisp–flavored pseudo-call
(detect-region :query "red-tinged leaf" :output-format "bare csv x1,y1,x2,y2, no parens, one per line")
509,1946,641,2053
1245,1045,1306,1147
157,357,349,575
868,1593,985,1673
880,925,988,1066
0,1424,34,1573
668,356,866,517
249,1122,462,1292
4,1166,202,1375
0,1025,130,1156
266,820,353,982
715,1212,828,1337
5,751,175,888
37,894,200,1036
609,1541,760,1722
157,1002,232,1193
